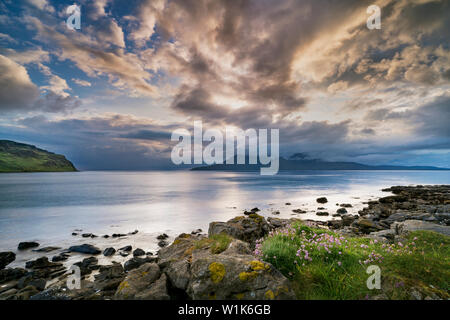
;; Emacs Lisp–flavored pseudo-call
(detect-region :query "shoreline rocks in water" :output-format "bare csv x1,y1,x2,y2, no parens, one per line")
1,184,448,300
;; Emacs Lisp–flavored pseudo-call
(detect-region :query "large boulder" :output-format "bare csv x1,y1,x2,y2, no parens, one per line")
158,233,295,300
0,252,15,269
392,220,450,237
208,214,270,245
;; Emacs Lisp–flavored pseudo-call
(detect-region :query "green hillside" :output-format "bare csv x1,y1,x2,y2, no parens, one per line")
0,140,77,173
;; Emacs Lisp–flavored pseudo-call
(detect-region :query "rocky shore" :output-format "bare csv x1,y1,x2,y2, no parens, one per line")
0,185,448,300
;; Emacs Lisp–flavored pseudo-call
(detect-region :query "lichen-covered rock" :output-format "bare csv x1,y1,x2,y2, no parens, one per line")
158,233,295,300
208,214,270,245
114,263,161,299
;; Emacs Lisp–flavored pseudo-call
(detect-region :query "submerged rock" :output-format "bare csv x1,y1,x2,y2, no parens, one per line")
68,244,101,255
18,242,39,250
316,197,328,204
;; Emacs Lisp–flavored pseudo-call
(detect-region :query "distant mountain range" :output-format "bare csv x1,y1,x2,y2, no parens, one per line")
0,140,77,173
191,156,450,171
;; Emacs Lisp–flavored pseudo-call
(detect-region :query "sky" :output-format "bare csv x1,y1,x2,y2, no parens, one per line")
0,0,449,170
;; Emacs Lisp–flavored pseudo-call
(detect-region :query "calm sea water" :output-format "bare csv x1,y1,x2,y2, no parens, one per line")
0,170,449,267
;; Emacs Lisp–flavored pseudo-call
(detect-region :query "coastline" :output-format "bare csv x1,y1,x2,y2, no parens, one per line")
0,184,449,300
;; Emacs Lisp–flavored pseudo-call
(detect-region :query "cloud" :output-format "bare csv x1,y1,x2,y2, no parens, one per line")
0,54,39,112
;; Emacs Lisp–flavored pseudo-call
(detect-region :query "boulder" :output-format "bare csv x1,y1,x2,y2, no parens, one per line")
208,214,270,245
316,211,329,216
336,208,348,215
158,234,295,300
119,245,132,252
18,242,39,250
103,247,116,257
341,214,357,226
316,197,328,204
0,252,15,269
68,244,101,255
124,256,157,272
392,220,450,237
132,248,145,257
114,263,161,299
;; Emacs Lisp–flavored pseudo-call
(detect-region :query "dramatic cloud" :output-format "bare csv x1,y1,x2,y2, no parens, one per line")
0,0,448,168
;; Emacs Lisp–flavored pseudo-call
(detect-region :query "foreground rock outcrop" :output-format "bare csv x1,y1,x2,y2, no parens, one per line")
157,233,295,300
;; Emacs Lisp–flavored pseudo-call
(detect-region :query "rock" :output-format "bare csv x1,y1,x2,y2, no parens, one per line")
327,220,343,229
71,233,78,236
14,285,40,300
133,248,145,257
392,220,450,237
124,257,157,272
68,244,101,255
82,233,93,238
25,257,62,270
157,233,169,240
292,209,307,214
316,211,329,216
208,214,270,245
158,235,295,300
353,219,383,234
103,247,116,257
191,229,203,235
18,242,39,250
272,211,280,215
112,233,126,238
74,257,99,275
32,246,61,253
340,203,353,208
316,197,328,204
135,273,170,300
119,245,132,252
369,229,396,241
0,268,27,283
94,263,125,292
285,203,291,205
51,253,69,262
341,214,356,226
336,208,348,215
103,235,109,238
18,276,46,291
158,240,169,248
129,230,139,235
114,263,161,299
250,207,260,212
0,252,15,269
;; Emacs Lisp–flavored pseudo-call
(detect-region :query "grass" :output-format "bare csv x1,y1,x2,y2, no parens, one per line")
256,222,449,300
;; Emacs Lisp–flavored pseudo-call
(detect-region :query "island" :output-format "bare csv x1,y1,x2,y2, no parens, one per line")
0,140,77,173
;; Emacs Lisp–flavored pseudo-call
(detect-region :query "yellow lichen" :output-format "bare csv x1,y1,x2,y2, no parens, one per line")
265,290,275,300
239,271,259,281
235,293,245,300
209,262,226,283
250,260,269,271
117,281,129,293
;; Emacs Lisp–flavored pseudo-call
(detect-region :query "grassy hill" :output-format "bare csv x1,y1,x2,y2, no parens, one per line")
0,140,77,173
